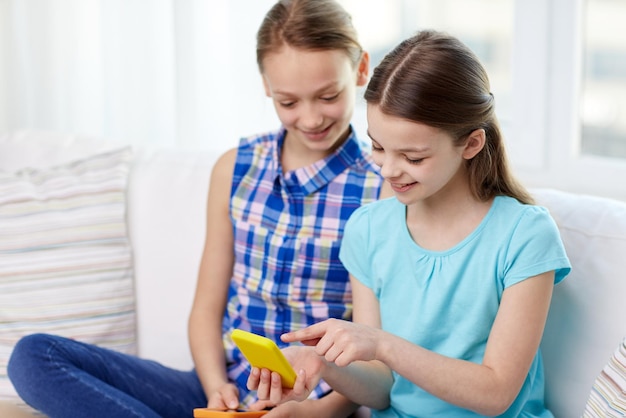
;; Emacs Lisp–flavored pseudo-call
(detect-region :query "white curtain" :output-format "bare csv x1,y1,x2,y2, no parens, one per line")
0,0,280,151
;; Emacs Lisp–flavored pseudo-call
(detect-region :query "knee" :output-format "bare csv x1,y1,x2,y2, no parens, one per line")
10,333,56,364
8,333,59,388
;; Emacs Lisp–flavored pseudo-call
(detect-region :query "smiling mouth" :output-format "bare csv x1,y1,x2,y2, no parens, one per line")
390,181,417,192
302,125,331,139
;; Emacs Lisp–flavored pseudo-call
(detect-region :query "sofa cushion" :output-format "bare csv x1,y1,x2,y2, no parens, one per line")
583,337,626,417
0,130,124,171
0,148,137,406
128,148,217,369
533,188,626,417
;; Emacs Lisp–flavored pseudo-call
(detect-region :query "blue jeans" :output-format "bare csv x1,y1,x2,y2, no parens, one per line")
8,334,207,418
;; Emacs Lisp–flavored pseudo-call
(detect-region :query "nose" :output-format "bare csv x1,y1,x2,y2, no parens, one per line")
378,155,401,180
299,102,324,131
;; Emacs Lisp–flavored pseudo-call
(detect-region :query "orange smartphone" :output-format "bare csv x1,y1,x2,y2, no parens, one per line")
193,408,267,417
231,329,297,388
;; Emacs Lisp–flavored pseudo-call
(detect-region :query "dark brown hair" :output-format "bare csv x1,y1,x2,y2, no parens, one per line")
365,30,532,204
256,0,363,72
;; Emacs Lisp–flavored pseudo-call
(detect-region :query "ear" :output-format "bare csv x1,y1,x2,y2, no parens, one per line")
462,128,486,160
262,75,272,97
356,51,370,87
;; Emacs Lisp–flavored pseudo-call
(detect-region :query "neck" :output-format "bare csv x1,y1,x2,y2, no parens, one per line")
280,131,348,172
405,183,492,251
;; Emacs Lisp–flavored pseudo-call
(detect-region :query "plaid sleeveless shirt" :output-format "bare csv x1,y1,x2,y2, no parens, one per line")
223,127,382,404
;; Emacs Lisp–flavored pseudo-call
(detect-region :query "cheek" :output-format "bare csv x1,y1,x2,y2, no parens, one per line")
272,105,296,126
327,98,354,120
426,160,460,186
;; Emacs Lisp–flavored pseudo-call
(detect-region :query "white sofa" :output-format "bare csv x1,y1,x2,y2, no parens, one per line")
0,131,624,418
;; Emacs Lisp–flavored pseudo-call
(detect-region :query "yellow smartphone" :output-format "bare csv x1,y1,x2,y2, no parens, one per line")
193,408,267,417
231,329,297,388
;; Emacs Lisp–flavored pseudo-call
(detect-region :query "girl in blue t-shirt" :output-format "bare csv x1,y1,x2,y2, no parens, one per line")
249,30,571,417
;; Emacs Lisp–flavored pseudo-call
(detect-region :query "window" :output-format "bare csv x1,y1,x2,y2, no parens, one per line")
342,0,626,200
580,0,626,159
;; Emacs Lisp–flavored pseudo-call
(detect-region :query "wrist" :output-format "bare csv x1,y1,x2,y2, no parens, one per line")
204,374,231,395
375,329,393,365
301,393,359,418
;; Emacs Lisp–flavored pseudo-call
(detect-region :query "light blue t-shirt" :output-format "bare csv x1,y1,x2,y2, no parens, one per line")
339,196,571,418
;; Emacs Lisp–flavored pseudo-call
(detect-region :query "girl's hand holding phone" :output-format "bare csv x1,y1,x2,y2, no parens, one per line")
205,382,241,411
231,330,322,407
247,345,325,408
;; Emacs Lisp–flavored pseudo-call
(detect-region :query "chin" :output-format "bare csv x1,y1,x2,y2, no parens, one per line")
307,138,342,153
393,192,422,206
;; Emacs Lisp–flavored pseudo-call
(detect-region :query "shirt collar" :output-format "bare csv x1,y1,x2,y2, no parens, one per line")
273,126,364,196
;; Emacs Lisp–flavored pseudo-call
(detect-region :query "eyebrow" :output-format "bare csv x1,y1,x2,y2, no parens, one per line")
272,81,341,97
398,146,430,153
367,132,430,153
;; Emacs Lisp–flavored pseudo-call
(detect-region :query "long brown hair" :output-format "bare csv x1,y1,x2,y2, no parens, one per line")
365,30,532,204
256,0,363,72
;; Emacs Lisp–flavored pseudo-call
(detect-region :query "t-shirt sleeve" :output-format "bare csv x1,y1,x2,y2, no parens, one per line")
339,205,375,290
503,205,571,288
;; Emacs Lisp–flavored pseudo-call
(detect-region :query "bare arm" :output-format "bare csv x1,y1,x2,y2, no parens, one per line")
374,271,555,415
188,148,238,408
287,271,555,415
262,391,361,418
247,278,382,414
281,276,393,409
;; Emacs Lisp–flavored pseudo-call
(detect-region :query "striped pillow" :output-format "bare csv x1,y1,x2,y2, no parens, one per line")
0,147,137,405
583,337,626,418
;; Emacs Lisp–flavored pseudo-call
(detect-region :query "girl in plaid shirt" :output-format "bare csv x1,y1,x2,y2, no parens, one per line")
188,0,386,415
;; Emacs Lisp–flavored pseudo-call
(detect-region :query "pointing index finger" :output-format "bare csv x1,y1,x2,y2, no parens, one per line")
281,321,329,345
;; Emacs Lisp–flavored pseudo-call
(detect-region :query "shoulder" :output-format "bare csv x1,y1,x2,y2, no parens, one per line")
340,199,402,277
493,196,553,224
492,196,566,252
366,196,399,212
481,196,562,247
211,148,238,184
237,130,281,154
492,196,571,285
346,198,399,227
212,128,280,182
231,129,282,176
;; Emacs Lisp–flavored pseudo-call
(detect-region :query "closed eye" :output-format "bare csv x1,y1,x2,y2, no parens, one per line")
321,93,340,102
